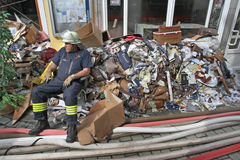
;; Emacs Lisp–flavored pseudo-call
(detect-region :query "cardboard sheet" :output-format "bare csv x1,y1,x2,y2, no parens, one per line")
77,90,125,145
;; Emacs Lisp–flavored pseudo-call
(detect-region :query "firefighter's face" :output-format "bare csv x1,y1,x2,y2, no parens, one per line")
65,43,77,53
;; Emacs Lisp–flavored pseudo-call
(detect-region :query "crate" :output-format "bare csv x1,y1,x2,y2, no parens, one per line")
153,26,181,45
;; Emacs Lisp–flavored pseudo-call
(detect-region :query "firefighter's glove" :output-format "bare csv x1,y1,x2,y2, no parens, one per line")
43,70,53,82
64,74,75,87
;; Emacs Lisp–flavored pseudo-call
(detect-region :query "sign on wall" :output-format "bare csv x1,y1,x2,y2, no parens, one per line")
48,0,90,36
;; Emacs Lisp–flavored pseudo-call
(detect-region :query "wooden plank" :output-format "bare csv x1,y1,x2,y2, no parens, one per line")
25,74,30,82
36,58,45,66
216,62,231,95
12,93,31,125
15,63,31,68
17,67,31,74
13,57,32,62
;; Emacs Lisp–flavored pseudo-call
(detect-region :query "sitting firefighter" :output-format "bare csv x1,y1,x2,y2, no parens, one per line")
29,31,93,143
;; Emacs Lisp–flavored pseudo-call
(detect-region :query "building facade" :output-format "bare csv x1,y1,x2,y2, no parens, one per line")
36,0,240,69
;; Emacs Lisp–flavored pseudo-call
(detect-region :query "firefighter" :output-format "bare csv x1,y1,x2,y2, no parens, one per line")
29,31,93,143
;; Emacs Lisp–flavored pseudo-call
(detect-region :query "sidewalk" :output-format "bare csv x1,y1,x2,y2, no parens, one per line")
0,107,240,160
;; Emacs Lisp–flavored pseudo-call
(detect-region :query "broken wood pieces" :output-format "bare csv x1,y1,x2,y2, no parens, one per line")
12,93,31,125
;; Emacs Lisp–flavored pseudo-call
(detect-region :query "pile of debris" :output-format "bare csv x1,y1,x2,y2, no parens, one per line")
82,31,240,119
6,20,240,122
6,20,56,89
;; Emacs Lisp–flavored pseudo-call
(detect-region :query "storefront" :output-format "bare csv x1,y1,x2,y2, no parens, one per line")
36,0,239,67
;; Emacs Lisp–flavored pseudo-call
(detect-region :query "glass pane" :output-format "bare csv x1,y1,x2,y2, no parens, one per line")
128,0,168,38
181,28,199,39
209,0,225,29
229,39,240,49
234,11,240,30
229,11,240,50
174,0,210,25
108,0,123,38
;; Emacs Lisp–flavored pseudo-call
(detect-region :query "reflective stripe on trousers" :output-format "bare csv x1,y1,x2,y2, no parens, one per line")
33,102,47,112
66,105,77,115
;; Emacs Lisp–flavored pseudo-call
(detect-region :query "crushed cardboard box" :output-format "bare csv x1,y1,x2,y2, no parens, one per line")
77,89,125,145
25,24,39,44
75,22,103,48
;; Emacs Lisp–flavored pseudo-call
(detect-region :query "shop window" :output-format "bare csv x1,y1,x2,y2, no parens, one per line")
128,0,168,36
173,0,209,38
209,0,225,29
107,0,123,38
174,0,209,25
48,0,90,36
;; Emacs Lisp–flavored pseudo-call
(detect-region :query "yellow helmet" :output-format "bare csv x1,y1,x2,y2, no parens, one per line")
61,30,81,44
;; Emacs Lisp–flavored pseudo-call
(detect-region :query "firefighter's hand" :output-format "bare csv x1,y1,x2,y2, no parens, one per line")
43,70,53,82
64,74,75,86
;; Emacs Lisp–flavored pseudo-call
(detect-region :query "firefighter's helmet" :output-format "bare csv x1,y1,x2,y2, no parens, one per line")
62,30,81,44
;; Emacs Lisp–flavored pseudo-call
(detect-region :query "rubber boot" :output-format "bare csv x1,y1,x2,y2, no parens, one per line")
29,111,50,135
28,120,50,135
66,124,77,143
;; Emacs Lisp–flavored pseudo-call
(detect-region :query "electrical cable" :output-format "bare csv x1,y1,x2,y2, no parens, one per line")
4,138,43,155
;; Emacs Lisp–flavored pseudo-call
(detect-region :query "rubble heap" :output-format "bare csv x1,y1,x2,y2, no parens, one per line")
6,20,55,89
6,20,240,121
85,33,240,119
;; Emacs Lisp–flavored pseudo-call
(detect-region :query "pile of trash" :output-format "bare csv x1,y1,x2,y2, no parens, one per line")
81,32,240,119
6,20,240,121
6,20,56,89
